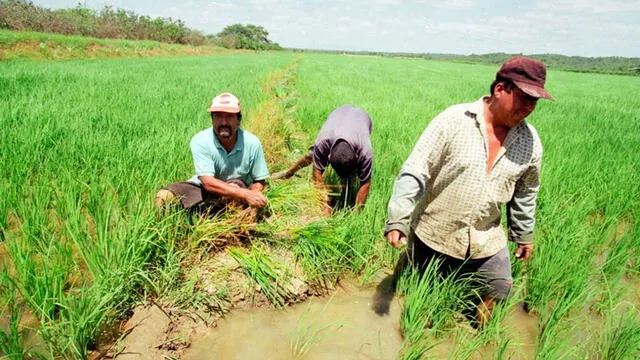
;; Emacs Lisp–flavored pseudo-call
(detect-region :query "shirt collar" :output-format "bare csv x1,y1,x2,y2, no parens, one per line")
463,97,487,126
213,128,244,155
463,96,526,141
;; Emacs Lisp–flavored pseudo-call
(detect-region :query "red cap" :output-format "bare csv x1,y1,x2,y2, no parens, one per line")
497,57,554,100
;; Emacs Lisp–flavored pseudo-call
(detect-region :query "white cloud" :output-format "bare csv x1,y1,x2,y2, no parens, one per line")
33,0,640,56
206,2,238,10
535,0,640,13
428,0,478,11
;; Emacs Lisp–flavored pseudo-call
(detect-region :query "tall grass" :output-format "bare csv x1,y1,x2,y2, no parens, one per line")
228,245,293,307
293,53,640,358
2,49,639,358
394,261,475,359
1,52,296,358
596,308,640,360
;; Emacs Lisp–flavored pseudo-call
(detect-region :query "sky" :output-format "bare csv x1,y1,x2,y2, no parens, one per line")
36,0,640,57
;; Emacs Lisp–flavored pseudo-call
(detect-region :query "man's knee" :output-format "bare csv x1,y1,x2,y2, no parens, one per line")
487,277,513,300
474,246,512,300
154,189,176,209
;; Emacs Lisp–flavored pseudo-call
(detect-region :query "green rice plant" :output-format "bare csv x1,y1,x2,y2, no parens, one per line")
228,245,293,307
141,213,193,299
449,285,524,360
524,216,596,313
7,233,71,321
264,181,325,220
185,207,257,252
289,296,342,359
0,309,26,359
595,307,640,360
290,216,363,285
533,284,593,359
396,260,474,359
340,209,386,277
0,272,45,359
36,284,124,359
630,217,640,274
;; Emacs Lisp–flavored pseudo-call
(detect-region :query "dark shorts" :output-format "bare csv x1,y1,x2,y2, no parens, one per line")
401,230,513,300
164,180,246,209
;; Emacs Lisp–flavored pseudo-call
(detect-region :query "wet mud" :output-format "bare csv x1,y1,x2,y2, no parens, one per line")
183,278,404,360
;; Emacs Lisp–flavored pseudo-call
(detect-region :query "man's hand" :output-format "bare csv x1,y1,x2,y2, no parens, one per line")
515,243,533,261
244,189,268,208
386,229,406,249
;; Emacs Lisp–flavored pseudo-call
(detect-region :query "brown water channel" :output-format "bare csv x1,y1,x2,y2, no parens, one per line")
183,279,404,360
182,277,541,360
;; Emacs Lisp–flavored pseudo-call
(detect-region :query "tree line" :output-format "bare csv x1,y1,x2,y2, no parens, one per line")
0,0,281,50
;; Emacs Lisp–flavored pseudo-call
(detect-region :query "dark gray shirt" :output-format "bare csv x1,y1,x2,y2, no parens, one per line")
312,105,374,183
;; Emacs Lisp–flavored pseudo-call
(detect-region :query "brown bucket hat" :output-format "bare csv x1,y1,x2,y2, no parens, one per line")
497,56,554,100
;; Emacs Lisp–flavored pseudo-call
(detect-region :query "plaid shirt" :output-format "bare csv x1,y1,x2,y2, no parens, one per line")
385,98,542,260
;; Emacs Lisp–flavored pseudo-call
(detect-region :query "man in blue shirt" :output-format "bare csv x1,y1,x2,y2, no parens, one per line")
155,93,270,211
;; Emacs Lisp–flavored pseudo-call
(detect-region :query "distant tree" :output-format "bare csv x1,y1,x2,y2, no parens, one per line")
216,23,281,50
0,0,207,45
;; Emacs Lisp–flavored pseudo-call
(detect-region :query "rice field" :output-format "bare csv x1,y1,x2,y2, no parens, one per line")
1,50,639,359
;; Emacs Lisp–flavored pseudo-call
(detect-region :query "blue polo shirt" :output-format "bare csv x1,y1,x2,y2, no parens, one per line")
187,128,269,186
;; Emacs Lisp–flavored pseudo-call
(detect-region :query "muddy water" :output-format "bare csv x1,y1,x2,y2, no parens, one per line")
183,275,543,360
183,278,404,360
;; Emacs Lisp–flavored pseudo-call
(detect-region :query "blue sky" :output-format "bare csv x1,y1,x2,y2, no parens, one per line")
37,0,640,57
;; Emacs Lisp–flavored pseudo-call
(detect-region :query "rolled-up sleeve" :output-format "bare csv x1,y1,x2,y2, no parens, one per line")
507,153,541,244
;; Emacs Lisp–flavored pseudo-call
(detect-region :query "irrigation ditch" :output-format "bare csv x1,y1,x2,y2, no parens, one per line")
87,57,350,359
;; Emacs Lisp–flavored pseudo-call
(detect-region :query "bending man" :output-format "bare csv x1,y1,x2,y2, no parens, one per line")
273,105,373,210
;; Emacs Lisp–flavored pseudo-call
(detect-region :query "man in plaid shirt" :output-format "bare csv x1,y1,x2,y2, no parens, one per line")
385,56,554,326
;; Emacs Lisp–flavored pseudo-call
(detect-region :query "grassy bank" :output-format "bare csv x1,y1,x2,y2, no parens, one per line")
0,29,230,61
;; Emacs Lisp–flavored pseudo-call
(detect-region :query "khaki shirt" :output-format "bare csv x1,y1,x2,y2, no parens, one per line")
385,98,542,260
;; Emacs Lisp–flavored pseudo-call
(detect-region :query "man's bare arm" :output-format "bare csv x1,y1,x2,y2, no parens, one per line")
273,152,313,179
200,176,267,208
354,183,371,210
249,180,266,193
312,168,325,188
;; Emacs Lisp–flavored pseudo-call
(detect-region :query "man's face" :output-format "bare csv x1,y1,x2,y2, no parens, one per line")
497,85,539,127
211,112,240,139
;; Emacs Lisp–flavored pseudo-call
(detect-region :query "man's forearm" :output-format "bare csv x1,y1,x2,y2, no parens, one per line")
312,168,324,188
249,180,266,193
200,176,248,202
384,170,424,236
355,183,371,209
289,152,313,175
